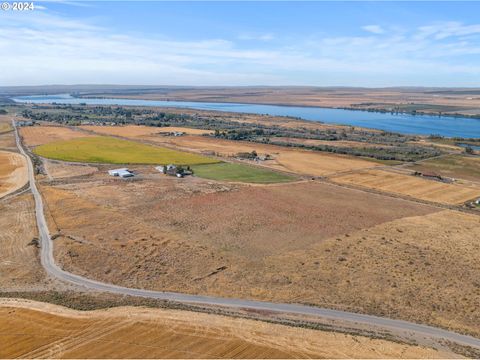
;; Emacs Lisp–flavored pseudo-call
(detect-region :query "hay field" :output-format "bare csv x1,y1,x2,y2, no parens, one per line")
81,124,212,136
408,154,480,182
20,126,93,147
0,300,448,359
141,135,379,176
0,194,45,289
34,136,219,165
0,151,28,198
332,169,480,204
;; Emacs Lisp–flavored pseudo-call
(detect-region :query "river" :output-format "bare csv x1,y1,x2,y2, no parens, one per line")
13,94,480,138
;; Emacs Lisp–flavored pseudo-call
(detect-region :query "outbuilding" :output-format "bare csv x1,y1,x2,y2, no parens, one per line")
108,168,134,178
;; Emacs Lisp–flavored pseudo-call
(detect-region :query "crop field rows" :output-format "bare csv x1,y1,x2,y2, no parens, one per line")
331,169,480,205
0,301,450,359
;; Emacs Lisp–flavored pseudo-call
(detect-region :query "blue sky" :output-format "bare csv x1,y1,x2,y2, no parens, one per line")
1,1,480,86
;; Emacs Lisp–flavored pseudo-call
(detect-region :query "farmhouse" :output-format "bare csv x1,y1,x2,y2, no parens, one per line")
108,168,134,178
156,164,192,178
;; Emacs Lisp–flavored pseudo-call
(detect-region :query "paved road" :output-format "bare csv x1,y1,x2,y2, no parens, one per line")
12,121,480,350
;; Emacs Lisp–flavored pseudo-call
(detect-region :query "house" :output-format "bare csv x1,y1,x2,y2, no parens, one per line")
156,164,192,178
108,168,134,178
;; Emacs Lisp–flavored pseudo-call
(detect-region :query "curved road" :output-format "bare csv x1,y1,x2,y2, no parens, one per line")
12,121,480,350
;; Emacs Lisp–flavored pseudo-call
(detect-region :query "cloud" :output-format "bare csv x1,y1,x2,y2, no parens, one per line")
362,25,385,34
1,10,480,86
238,33,275,41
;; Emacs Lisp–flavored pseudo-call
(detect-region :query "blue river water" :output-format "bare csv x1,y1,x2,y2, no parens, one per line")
13,94,480,138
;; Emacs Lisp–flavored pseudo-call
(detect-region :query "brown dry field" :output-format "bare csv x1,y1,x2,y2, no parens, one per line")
0,299,450,359
271,136,387,148
0,117,16,151
43,159,99,180
19,126,93,147
0,150,28,198
0,194,45,290
332,169,480,205
37,173,480,335
81,127,379,177
89,87,480,115
80,124,212,136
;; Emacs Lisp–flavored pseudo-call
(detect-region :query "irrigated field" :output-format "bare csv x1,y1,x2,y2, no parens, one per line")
0,299,450,359
34,136,219,165
192,162,295,183
0,150,28,198
0,194,45,290
20,126,93,147
332,169,480,205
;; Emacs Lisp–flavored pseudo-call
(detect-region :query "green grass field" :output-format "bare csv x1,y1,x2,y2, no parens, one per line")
192,162,296,183
34,136,219,165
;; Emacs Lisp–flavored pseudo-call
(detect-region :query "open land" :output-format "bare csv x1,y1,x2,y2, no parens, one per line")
2,103,480,356
0,299,450,359
192,162,295,183
81,124,212,136
0,150,28,198
19,125,93,147
0,194,46,290
331,169,480,205
0,116,17,151
407,154,480,183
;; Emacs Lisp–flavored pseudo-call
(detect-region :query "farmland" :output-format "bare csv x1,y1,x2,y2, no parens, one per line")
81,124,213,136
19,125,93,147
0,194,45,290
42,173,480,335
408,154,480,182
0,300,449,359
137,134,380,176
2,102,480,356
34,136,219,165
331,169,480,205
192,162,295,183
0,150,28,198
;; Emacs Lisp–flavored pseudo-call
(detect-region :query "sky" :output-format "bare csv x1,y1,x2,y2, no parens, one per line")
1,1,480,87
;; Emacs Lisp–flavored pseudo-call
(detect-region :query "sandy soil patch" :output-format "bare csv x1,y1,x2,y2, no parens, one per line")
81,124,212,137
0,299,449,359
332,169,480,204
0,194,45,289
19,126,93,147
0,151,28,198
